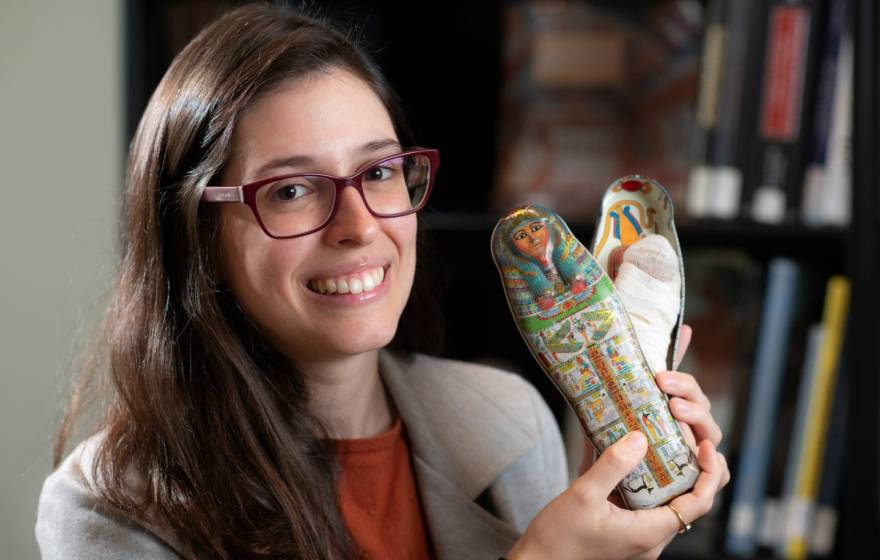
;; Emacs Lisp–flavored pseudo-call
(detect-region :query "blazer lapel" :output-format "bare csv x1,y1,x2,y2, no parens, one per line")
379,350,537,559
412,456,522,559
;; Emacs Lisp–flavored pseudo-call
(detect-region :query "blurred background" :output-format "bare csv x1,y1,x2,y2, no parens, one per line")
2,1,877,558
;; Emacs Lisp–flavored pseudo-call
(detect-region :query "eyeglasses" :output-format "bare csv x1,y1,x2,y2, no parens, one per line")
201,148,439,239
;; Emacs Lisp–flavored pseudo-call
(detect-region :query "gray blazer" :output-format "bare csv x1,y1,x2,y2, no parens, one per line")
35,351,569,559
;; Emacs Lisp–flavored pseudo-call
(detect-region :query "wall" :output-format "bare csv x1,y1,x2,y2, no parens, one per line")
0,1,121,557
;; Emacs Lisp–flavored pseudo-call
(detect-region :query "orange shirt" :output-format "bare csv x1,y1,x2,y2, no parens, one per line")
334,418,435,560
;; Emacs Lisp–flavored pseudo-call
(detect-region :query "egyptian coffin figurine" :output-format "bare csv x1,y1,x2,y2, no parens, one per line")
591,175,686,373
490,205,699,509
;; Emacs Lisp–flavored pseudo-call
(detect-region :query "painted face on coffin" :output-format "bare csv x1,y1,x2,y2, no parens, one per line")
507,215,589,311
511,220,552,262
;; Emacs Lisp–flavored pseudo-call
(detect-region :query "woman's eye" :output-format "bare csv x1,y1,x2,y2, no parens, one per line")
273,183,310,201
364,165,394,182
531,223,544,233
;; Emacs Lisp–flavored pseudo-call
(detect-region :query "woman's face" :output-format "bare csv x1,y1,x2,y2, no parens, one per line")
217,68,417,365
511,220,551,260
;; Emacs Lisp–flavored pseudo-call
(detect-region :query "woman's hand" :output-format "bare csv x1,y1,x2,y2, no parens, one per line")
578,325,731,486
519,323,731,560
507,431,726,560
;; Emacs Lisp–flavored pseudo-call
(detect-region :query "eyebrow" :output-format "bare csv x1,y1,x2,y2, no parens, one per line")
250,138,403,180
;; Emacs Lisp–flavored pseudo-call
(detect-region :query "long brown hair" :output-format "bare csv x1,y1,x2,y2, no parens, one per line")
53,3,434,558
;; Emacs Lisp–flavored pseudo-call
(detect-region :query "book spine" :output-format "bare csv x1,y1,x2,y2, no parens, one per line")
815,32,853,226
687,0,727,218
744,0,825,224
783,276,851,559
734,0,772,222
725,258,803,556
777,324,825,556
808,349,849,558
705,0,760,219
801,0,850,224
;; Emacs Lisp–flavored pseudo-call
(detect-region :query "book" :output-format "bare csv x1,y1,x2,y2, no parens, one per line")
741,0,826,224
725,258,804,556
807,340,848,558
703,0,763,219
801,0,851,226
814,32,853,227
690,0,770,220
686,0,729,218
781,276,851,559
755,268,827,553
802,36,853,226
777,324,825,554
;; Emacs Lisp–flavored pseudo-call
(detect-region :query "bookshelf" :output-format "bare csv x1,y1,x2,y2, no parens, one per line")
125,1,877,558
842,0,878,554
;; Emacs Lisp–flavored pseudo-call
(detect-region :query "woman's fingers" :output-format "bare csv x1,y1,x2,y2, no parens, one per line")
655,370,723,448
656,370,711,412
615,441,725,550
676,418,697,451
673,324,692,369
658,369,729,489
667,439,724,526
718,448,731,488
576,431,648,502
668,396,723,447
584,434,727,557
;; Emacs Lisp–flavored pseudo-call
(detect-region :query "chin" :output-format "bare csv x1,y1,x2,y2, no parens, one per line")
323,317,399,357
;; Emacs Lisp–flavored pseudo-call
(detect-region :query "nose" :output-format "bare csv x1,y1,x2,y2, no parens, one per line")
321,183,379,247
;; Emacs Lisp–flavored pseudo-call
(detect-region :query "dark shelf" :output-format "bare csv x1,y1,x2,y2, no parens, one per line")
422,210,848,263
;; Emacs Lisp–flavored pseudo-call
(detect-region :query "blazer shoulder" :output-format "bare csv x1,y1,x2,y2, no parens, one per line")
35,435,183,559
400,353,570,525
404,352,553,438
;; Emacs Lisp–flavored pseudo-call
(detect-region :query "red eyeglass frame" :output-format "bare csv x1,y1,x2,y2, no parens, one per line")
200,148,440,239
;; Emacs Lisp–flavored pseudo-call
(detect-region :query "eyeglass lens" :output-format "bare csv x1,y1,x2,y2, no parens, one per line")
255,153,431,237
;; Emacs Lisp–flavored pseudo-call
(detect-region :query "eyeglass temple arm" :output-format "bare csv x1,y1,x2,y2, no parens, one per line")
201,186,244,202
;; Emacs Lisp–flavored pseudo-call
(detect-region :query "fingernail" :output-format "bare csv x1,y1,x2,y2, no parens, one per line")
663,374,678,389
626,431,646,450
676,401,691,414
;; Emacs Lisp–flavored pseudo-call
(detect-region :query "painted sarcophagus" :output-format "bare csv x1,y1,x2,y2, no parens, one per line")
490,203,699,509
592,175,686,372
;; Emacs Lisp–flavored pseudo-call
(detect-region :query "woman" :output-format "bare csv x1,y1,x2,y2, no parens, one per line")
36,4,728,559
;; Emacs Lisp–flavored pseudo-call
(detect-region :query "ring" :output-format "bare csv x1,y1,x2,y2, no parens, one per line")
668,504,692,534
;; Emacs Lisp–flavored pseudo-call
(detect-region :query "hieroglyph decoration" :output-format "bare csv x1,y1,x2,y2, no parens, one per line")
491,204,699,509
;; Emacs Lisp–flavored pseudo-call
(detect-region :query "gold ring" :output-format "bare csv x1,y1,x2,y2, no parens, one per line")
668,504,692,534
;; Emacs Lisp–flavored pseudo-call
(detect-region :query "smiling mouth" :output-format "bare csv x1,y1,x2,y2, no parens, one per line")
307,265,388,295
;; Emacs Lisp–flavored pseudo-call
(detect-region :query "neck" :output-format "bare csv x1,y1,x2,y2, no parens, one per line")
299,350,396,439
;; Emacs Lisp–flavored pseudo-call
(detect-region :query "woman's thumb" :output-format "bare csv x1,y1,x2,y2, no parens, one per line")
575,431,648,500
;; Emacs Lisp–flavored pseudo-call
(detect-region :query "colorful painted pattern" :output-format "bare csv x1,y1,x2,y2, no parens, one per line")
491,204,699,509
590,174,686,373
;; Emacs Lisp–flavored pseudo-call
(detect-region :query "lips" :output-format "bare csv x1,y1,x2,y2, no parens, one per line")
307,265,387,295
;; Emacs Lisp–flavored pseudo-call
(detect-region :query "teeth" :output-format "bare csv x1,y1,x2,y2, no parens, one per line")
350,277,363,294
310,266,386,296
337,279,350,294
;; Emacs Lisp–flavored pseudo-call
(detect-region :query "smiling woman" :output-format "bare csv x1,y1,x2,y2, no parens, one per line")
35,3,728,560
210,70,425,366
